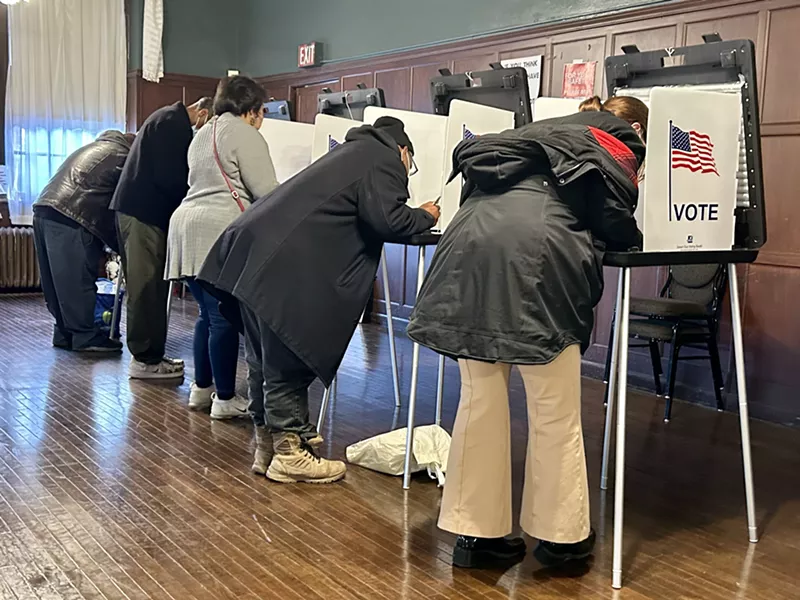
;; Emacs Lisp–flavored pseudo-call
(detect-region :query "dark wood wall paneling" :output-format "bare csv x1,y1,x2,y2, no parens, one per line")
126,71,219,132
251,0,800,426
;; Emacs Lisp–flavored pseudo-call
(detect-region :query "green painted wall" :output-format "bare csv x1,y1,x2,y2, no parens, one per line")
128,0,240,78
237,0,669,76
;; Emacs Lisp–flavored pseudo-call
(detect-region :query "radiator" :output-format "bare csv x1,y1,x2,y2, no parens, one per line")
0,227,40,289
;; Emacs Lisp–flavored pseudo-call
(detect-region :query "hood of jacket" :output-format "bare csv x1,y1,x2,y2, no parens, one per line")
345,124,403,156
448,110,645,211
95,130,132,149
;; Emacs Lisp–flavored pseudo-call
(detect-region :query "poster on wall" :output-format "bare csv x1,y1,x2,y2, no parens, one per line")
311,114,360,162
641,87,740,252
259,120,314,183
500,55,542,99
562,61,597,99
438,100,516,231
363,106,448,210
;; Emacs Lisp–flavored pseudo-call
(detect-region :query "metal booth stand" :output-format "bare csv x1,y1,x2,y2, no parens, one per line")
600,38,766,589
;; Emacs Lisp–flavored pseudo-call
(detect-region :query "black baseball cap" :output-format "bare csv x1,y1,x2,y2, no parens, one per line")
373,116,414,155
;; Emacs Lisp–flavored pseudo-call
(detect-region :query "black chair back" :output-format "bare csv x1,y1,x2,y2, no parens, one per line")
666,264,727,316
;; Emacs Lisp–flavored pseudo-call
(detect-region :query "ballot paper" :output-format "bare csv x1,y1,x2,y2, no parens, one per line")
259,119,314,183
363,106,448,210
311,114,361,162
532,97,581,121
642,87,740,252
438,100,515,231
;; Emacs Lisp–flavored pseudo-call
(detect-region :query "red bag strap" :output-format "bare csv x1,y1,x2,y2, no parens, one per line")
212,118,246,213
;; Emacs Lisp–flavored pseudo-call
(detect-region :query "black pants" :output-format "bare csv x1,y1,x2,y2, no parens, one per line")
116,212,169,364
241,306,318,441
33,212,105,350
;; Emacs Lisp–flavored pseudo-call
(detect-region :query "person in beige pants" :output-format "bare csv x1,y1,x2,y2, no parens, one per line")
440,345,590,547
408,97,648,568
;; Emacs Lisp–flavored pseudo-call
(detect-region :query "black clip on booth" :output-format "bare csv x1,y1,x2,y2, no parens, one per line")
602,38,764,589
317,84,386,121
397,67,534,489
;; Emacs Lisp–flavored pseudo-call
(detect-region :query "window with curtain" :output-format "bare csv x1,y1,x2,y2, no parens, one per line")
4,0,127,223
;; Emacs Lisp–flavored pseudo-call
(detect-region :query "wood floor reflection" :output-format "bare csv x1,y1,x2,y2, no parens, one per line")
0,294,798,599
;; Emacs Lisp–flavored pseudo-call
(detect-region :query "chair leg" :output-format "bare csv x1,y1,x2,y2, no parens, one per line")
664,337,681,423
708,336,726,412
648,341,663,397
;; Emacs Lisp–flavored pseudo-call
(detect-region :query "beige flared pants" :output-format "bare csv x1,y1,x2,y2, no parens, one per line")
438,344,591,543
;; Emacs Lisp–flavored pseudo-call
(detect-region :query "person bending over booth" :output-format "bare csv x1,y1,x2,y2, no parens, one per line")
33,130,136,353
407,97,648,569
111,97,212,380
166,76,278,419
198,117,440,484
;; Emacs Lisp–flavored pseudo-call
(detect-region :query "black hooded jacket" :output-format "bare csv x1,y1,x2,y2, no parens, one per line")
407,110,645,364
197,123,435,386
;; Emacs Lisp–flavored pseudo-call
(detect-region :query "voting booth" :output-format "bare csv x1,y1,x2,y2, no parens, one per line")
258,119,314,183
263,100,291,121
317,85,386,121
430,65,532,127
600,38,765,589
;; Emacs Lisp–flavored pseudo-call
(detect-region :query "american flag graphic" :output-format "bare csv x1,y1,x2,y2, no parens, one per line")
328,135,340,151
462,125,476,140
670,124,718,176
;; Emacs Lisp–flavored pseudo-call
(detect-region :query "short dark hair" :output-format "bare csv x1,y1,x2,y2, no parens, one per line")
213,76,266,117
196,97,213,113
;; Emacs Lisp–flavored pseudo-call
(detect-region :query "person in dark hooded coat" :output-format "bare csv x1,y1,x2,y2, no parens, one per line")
407,97,648,569
198,116,440,484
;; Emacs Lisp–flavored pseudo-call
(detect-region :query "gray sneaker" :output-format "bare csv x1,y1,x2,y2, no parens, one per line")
129,357,184,380
266,433,346,484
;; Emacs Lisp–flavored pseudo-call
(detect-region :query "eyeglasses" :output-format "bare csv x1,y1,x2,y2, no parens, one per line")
408,155,418,177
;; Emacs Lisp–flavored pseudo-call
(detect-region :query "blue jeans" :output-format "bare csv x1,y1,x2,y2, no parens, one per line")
186,279,239,400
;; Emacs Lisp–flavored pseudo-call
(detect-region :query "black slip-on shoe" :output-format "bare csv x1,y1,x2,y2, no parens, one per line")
452,536,527,568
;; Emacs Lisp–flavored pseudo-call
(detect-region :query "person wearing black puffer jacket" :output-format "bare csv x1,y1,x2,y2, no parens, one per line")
33,130,135,353
407,97,648,570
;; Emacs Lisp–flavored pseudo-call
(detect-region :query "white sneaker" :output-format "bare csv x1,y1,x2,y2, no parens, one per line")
188,383,214,410
129,357,185,380
210,393,250,420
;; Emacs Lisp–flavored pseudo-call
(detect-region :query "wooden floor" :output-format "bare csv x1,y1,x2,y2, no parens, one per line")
0,294,798,600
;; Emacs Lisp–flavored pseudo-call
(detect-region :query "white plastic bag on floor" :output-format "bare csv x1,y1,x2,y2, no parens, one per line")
346,425,451,485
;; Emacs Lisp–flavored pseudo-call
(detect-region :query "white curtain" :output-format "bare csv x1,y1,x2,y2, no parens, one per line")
5,0,127,223
142,0,164,83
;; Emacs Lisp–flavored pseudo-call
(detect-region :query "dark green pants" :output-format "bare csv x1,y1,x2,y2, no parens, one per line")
116,213,169,364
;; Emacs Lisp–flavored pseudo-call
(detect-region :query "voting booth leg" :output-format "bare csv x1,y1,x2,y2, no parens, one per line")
435,355,445,426
165,281,174,331
601,269,625,490
317,383,332,434
612,267,632,590
381,249,402,408
728,264,758,543
109,265,124,341
402,246,427,490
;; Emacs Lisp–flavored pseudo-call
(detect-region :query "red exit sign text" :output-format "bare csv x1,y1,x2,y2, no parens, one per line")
298,42,320,68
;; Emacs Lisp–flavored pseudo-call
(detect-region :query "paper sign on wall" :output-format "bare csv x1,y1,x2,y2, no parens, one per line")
363,106,448,210
562,62,597,99
259,120,314,183
438,100,516,231
311,114,360,162
642,87,740,252
500,55,542,99
532,97,581,121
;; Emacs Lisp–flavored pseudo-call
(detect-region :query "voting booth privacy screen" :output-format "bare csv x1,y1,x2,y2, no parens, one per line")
606,39,765,258
317,88,386,121
259,119,314,183
431,67,532,128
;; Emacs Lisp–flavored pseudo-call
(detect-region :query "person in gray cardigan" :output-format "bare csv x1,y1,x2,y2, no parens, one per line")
165,76,278,419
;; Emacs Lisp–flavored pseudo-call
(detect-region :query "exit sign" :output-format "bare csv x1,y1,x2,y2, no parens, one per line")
298,42,321,68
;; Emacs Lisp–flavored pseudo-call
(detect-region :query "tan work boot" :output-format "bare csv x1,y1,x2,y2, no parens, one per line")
251,426,274,475
266,433,346,484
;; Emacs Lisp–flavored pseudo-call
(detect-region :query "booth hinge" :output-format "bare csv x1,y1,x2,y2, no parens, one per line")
720,49,738,68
